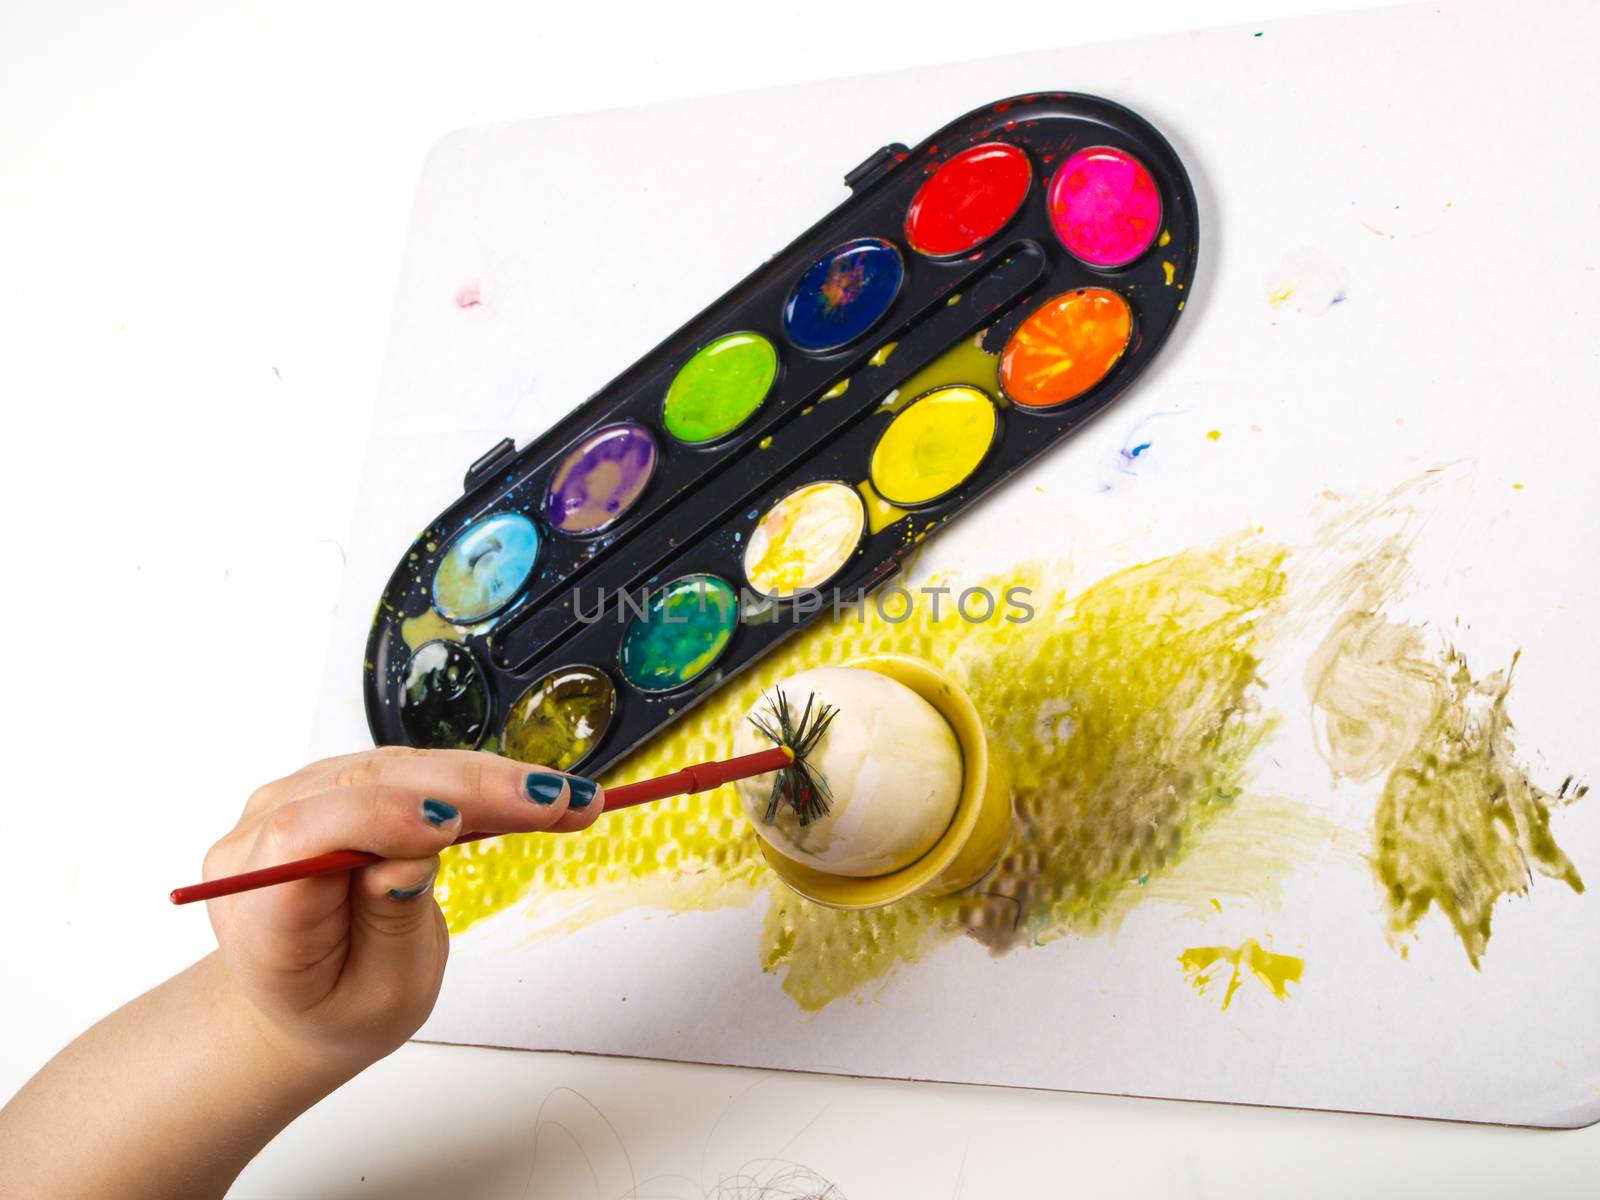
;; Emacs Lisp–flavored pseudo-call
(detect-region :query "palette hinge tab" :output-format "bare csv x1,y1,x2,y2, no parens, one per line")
463,436,518,492
843,143,909,192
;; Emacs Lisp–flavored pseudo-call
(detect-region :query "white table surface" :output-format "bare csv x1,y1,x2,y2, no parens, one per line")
5,1,1597,1195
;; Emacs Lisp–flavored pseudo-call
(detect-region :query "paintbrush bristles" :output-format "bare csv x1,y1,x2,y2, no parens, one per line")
746,686,837,827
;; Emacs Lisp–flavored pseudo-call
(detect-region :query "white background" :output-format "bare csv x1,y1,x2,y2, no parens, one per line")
5,0,1599,1196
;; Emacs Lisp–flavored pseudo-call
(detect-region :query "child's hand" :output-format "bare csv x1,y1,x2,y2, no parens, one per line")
202,747,603,1079
1,748,604,1198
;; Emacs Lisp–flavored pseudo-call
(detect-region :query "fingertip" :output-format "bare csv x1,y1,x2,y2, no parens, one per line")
523,770,568,808
387,870,438,902
565,775,602,813
421,797,463,833
359,855,441,903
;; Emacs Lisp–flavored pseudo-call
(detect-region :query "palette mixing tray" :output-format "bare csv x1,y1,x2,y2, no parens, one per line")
363,92,1198,772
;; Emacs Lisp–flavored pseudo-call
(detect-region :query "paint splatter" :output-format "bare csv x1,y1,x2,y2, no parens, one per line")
1306,612,1442,782
883,327,999,414
400,608,472,649
1265,248,1348,315
855,481,909,534
1180,940,1303,1010
1105,408,1187,483
1291,469,1587,963
1370,645,1584,966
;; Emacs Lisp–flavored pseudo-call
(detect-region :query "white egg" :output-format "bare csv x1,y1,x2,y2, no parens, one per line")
734,666,963,877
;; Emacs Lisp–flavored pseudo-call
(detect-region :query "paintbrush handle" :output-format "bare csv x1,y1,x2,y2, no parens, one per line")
169,745,791,906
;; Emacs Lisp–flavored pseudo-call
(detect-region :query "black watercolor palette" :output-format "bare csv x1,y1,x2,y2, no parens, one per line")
363,92,1199,775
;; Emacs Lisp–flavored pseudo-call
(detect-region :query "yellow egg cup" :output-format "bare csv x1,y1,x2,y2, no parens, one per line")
755,652,1013,909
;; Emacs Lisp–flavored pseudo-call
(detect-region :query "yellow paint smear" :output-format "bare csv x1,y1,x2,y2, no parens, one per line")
1180,939,1304,1010
868,341,898,367
1306,612,1441,783
437,533,1296,1010
1162,261,1176,286
855,480,909,534
1369,644,1585,965
400,608,471,649
1293,473,1587,967
883,328,1000,413
1158,230,1172,247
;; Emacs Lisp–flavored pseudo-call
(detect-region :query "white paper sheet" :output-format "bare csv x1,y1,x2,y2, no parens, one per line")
313,0,1600,1126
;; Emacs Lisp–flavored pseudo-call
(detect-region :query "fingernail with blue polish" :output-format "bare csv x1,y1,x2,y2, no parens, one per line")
525,772,566,805
421,798,460,827
566,776,600,810
389,871,437,901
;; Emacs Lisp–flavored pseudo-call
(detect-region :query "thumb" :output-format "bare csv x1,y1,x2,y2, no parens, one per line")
341,855,450,1023
353,854,444,926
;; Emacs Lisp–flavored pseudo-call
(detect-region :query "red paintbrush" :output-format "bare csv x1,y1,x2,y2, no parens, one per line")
170,744,793,905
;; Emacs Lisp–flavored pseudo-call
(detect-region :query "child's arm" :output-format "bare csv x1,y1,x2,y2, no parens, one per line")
0,747,604,1199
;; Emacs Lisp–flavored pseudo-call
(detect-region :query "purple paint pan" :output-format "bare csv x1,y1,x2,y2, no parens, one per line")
542,422,660,535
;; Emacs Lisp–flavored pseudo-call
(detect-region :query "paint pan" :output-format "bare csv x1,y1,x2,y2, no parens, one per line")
399,640,488,750
904,141,1033,258
1047,145,1163,268
869,385,999,507
1000,288,1133,409
662,333,778,445
500,664,616,769
432,512,540,622
618,574,740,692
364,92,1197,774
744,481,867,598
783,238,905,353
543,423,658,535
